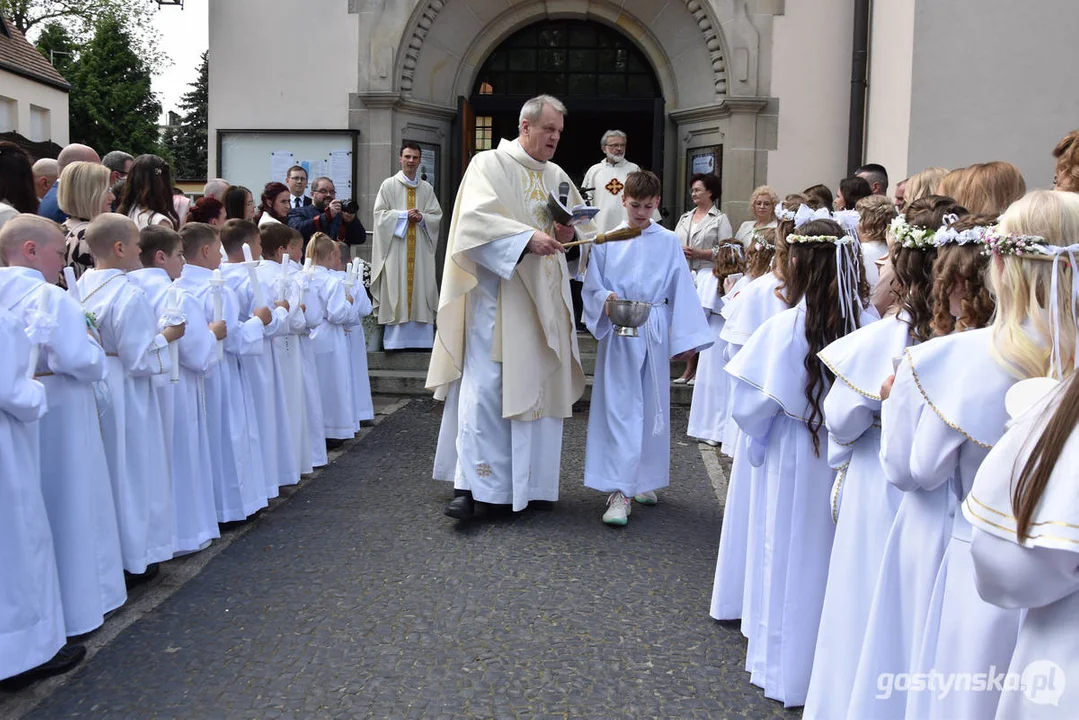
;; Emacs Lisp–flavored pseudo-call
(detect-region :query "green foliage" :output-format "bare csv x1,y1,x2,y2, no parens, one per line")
162,50,207,180
2,0,166,72
34,11,163,156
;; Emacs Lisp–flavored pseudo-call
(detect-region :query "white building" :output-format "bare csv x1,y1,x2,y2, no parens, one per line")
0,15,69,150
207,0,1079,228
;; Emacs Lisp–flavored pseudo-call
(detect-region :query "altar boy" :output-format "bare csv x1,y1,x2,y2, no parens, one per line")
582,171,712,526
78,213,184,576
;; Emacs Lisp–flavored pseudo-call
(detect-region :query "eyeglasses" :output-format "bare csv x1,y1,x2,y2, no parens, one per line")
314,188,336,197
606,143,626,149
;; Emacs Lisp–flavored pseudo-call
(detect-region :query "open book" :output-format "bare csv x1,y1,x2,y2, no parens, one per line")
547,191,600,226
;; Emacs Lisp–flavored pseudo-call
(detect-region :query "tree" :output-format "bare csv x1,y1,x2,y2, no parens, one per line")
32,20,76,78
162,50,207,180
62,11,163,156
3,0,166,71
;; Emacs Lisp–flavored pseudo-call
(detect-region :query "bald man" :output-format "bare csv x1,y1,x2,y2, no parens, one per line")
32,159,58,200
39,143,101,224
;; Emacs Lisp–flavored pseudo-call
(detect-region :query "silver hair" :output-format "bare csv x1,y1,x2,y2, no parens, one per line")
202,178,230,198
101,150,133,173
600,130,627,150
518,94,567,131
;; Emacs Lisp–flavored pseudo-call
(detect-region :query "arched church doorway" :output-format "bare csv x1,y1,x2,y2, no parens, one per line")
461,19,664,203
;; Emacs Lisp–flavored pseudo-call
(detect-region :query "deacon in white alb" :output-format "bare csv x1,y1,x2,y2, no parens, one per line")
371,140,443,350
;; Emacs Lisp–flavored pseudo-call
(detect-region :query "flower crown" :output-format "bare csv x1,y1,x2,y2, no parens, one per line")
982,230,1053,258
889,215,936,249
934,223,993,247
751,231,775,251
786,234,855,246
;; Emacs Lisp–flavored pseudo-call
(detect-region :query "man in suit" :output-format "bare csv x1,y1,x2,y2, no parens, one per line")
286,176,366,250
286,165,312,210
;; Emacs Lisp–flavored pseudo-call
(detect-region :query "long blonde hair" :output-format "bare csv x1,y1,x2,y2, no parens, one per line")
903,167,948,210
990,190,1079,380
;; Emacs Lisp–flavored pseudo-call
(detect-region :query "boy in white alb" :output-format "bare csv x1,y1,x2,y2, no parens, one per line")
287,243,328,466
130,225,221,555
582,171,712,526
0,215,127,635
337,240,374,427
77,213,184,578
216,219,279,514
255,223,307,485
176,222,270,522
0,306,84,689
306,232,356,441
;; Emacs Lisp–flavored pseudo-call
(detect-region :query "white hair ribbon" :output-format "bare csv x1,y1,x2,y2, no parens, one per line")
1033,242,1079,378
833,236,862,335
794,204,832,229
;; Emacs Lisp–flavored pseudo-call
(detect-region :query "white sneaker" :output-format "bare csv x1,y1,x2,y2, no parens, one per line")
603,491,630,526
634,491,658,506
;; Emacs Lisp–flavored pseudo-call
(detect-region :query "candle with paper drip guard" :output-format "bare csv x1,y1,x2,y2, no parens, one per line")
242,243,266,308
63,267,81,302
24,285,54,380
276,253,290,303
344,262,355,300
209,269,226,361
165,287,183,383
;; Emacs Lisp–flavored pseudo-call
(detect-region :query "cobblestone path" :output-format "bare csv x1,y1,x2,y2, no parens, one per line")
17,399,800,719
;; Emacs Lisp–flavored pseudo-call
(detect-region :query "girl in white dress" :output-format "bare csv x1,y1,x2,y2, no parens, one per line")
710,204,795,660
804,196,946,719
116,154,180,230
867,190,1076,720
965,374,1079,720
687,242,745,445
726,217,874,707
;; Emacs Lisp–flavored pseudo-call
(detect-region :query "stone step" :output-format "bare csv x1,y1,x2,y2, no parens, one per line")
368,369,697,406
368,348,688,379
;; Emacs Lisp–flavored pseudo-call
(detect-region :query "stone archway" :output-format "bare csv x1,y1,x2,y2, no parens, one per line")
353,0,774,225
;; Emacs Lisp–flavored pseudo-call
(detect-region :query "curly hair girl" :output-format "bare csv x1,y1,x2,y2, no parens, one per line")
930,214,997,336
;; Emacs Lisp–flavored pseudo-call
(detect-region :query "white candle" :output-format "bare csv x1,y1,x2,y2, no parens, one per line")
242,243,254,263
219,244,229,263
277,254,290,302
210,269,225,361
241,244,265,308
63,267,80,301
25,286,52,380
166,287,181,383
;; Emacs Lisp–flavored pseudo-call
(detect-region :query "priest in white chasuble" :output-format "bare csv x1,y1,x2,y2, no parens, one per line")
370,141,444,350
428,94,591,522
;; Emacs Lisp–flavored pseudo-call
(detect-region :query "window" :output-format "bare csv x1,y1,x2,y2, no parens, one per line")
472,20,658,98
0,96,15,133
475,115,493,151
29,105,50,142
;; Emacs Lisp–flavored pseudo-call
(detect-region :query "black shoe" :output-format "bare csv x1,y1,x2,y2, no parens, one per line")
325,438,345,451
0,642,86,692
529,500,555,511
124,562,160,590
444,494,475,521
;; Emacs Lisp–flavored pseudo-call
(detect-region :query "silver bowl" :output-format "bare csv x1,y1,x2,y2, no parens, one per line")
608,299,651,337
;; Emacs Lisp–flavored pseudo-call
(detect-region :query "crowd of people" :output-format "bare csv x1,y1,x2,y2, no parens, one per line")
692,132,1079,719
0,141,376,690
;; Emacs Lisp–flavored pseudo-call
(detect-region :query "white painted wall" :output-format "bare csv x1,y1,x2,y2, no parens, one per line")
907,0,1079,190
765,0,853,197
864,0,914,183
0,70,69,146
207,0,359,178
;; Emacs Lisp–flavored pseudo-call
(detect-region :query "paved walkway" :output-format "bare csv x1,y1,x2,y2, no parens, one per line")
9,399,799,719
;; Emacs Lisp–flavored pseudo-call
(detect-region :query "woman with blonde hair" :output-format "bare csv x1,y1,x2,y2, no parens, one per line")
903,166,948,210
57,161,115,281
863,190,1079,720
952,161,1026,215
733,185,779,246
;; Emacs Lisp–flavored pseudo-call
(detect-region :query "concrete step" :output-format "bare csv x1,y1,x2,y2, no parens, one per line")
368,346,688,379
368,369,697,406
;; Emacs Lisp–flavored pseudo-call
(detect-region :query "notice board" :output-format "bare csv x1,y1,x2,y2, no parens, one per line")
217,129,359,201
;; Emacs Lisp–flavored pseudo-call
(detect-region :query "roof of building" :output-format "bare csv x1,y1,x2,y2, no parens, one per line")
0,15,70,92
